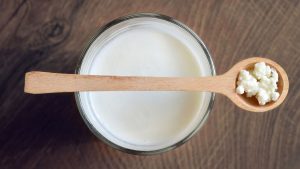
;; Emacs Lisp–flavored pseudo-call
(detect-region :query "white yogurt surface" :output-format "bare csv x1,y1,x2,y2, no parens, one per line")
77,18,213,151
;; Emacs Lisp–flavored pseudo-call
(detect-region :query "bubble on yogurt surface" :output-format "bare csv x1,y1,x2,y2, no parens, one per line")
236,62,280,105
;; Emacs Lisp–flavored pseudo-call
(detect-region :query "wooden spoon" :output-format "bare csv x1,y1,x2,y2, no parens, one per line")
24,57,289,112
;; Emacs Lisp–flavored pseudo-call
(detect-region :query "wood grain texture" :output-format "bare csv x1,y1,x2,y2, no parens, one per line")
0,0,299,169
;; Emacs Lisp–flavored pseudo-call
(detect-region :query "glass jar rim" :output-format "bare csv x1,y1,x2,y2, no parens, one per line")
74,13,216,155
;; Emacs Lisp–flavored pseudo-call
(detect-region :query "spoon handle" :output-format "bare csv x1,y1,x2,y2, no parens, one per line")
24,71,231,94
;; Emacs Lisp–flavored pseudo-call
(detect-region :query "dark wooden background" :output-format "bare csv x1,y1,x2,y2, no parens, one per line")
0,0,299,168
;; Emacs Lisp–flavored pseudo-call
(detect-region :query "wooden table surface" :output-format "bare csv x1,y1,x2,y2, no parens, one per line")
1,0,299,168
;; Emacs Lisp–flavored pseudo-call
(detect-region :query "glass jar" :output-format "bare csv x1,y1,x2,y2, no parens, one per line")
75,13,215,155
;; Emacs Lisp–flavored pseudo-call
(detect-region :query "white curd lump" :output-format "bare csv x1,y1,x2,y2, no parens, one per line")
77,17,214,151
236,62,280,105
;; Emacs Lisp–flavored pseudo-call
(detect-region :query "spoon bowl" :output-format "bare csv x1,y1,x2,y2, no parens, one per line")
222,57,289,112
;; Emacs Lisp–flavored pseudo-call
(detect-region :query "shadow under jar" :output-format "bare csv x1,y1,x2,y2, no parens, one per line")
75,13,215,155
